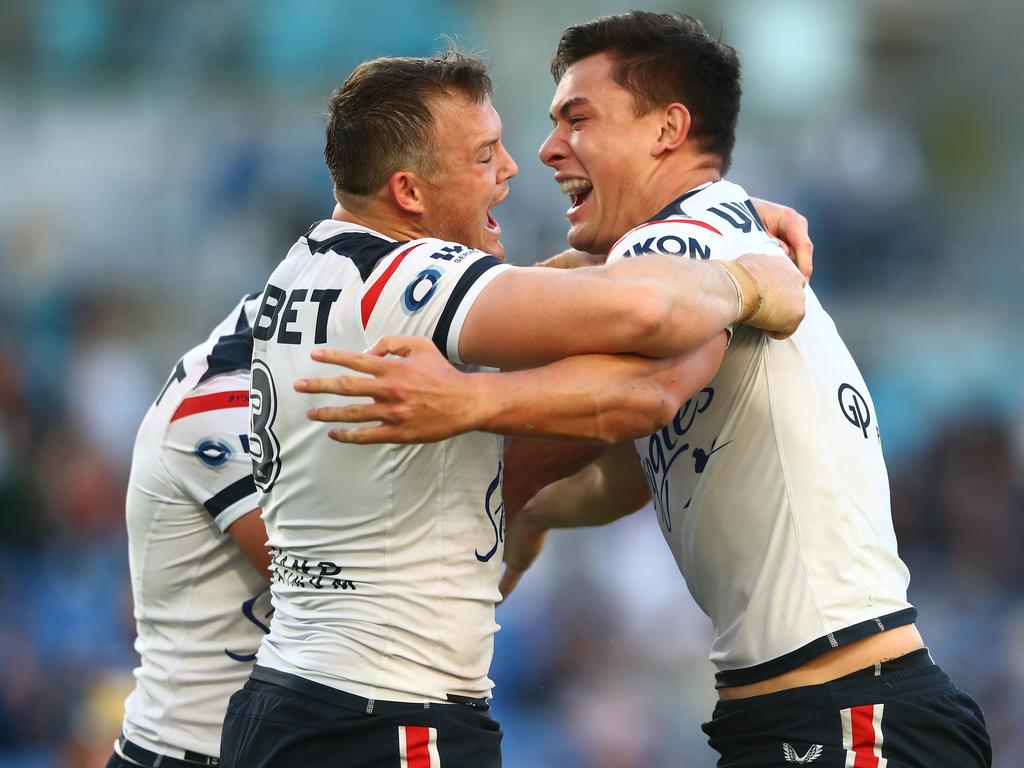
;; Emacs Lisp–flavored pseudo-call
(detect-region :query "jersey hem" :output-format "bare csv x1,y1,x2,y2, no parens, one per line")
714,607,918,687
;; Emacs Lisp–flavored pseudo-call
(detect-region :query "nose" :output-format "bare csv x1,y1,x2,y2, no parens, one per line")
539,126,566,168
498,142,519,183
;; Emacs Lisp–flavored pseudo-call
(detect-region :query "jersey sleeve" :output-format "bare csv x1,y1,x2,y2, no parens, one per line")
360,240,512,365
161,373,260,532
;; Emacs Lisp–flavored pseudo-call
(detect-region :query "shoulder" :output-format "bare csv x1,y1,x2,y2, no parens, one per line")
607,216,725,263
166,371,252,441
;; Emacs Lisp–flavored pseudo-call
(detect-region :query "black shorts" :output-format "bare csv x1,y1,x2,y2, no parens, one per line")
703,649,991,767
220,666,502,768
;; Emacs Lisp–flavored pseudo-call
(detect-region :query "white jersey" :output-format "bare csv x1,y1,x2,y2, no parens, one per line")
121,294,269,759
607,181,914,687
252,220,512,703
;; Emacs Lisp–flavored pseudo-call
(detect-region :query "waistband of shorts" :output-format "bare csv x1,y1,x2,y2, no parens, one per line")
115,734,219,767
714,607,919,687
832,646,933,682
713,648,951,713
825,647,951,696
249,665,490,715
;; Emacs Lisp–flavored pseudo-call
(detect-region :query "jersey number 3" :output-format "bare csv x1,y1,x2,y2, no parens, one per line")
250,359,282,492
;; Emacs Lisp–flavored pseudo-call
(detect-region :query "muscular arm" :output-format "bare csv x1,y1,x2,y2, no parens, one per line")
226,507,271,580
300,332,727,445
500,442,651,598
458,251,802,369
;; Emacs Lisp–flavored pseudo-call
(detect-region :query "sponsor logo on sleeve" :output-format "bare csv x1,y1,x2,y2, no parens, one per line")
403,267,444,314
195,437,233,468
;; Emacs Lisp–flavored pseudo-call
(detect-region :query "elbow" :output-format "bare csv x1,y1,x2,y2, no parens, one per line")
594,387,677,444
623,289,674,354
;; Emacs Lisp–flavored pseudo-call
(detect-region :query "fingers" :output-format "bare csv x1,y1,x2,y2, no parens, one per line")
498,567,524,601
365,334,437,358
326,426,406,445
733,252,807,336
309,347,389,374
294,374,391,399
307,403,390,424
752,198,814,281
780,209,813,280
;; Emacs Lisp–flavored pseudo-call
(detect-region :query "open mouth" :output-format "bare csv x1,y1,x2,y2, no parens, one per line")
485,209,500,233
559,177,593,212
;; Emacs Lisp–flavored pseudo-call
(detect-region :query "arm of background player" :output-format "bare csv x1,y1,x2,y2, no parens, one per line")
499,442,651,599
456,250,803,370
502,438,607,516
299,332,727,444
226,507,272,580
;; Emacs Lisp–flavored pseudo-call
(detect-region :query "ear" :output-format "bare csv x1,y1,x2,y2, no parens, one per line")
651,103,691,157
387,171,428,214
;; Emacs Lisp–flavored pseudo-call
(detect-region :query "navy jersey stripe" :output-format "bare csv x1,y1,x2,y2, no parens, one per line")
430,256,503,357
199,323,254,385
203,475,258,519
714,607,919,687
648,182,714,222
305,231,409,283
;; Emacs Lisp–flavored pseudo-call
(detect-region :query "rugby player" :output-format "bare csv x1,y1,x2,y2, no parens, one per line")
299,14,993,767
218,50,807,768
108,293,272,768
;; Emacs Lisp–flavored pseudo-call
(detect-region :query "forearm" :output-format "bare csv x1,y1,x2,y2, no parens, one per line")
461,258,740,369
598,256,743,359
465,337,726,444
520,442,649,530
503,438,606,514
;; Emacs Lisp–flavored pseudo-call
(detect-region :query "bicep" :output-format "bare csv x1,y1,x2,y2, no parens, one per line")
226,507,271,580
457,267,661,369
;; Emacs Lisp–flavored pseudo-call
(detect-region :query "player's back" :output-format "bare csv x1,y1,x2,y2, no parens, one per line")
252,220,510,703
608,181,913,687
121,293,268,760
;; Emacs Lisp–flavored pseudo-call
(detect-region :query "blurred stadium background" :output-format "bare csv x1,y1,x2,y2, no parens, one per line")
1,0,1022,765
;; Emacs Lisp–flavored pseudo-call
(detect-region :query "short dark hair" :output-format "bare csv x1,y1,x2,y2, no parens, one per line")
551,12,742,172
325,50,492,198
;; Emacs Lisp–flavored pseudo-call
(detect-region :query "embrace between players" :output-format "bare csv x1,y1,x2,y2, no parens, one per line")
110,11,992,768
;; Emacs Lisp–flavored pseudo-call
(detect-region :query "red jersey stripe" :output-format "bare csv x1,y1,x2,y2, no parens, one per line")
170,390,250,423
361,244,420,329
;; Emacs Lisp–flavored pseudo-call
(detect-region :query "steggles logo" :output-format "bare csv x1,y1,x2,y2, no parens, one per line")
782,743,823,763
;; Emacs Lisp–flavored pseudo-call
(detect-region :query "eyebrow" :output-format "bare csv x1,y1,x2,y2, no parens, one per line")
549,96,591,124
475,137,498,153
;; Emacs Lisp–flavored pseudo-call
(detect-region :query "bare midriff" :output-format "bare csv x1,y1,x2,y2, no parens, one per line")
717,624,925,701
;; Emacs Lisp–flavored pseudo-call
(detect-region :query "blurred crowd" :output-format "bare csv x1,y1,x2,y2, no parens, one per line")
1,1,1021,766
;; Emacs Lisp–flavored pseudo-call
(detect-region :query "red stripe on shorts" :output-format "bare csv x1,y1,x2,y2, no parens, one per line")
850,704,880,767
403,725,431,768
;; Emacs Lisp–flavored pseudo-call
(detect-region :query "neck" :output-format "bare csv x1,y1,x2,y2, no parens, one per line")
333,194,428,242
644,156,721,220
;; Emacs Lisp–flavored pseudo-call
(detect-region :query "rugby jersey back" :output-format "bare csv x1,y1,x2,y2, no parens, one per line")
123,293,268,758
252,220,511,702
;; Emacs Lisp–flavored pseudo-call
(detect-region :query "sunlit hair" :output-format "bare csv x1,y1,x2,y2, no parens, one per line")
325,49,493,198
552,11,741,172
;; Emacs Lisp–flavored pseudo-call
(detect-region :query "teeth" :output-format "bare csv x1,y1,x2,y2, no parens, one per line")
559,178,593,197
